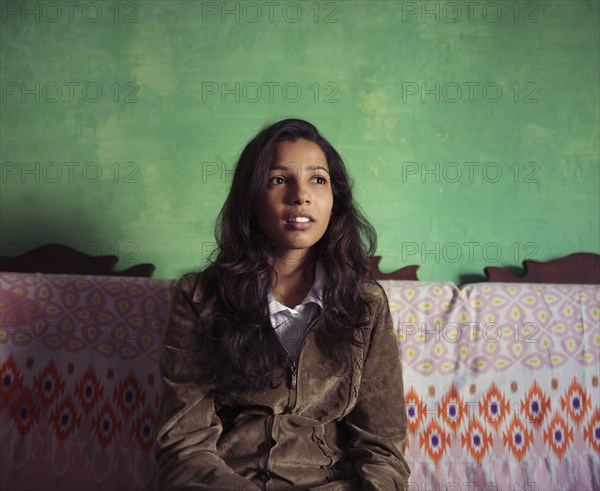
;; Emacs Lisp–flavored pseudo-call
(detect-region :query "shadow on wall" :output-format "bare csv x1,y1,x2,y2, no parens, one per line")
0,219,153,277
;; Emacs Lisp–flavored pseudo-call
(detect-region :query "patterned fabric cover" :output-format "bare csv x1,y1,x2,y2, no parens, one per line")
0,273,173,491
382,281,600,491
1,273,599,490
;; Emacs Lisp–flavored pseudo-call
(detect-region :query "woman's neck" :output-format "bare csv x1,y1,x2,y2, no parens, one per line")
271,249,316,308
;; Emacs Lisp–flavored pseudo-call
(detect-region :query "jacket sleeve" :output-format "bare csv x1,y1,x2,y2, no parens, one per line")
340,285,410,490
154,274,261,491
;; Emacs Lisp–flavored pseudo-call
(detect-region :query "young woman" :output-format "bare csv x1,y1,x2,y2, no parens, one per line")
155,119,410,490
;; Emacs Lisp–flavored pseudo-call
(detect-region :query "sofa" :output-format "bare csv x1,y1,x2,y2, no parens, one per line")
1,254,599,490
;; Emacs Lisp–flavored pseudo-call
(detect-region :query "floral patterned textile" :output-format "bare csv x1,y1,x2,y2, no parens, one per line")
1,273,598,490
0,273,173,491
382,281,600,491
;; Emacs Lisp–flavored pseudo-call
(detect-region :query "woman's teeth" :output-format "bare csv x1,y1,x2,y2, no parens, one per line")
286,217,311,223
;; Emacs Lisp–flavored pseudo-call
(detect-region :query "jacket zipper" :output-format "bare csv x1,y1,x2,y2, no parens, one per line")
260,312,322,489
287,313,321,390
261,313,321,488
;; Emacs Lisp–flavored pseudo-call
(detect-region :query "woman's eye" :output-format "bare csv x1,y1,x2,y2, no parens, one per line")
267,176,286,185
312,175,328,184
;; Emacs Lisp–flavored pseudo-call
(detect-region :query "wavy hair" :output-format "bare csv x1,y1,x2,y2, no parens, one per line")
196,118,377,396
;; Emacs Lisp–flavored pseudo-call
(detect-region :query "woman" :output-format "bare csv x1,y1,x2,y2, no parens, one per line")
155,118,410,490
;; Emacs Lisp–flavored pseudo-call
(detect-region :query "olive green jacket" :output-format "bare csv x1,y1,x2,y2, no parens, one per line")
155,273,410,490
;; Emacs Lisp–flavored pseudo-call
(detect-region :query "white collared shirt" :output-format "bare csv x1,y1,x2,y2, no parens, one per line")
267,261,326,362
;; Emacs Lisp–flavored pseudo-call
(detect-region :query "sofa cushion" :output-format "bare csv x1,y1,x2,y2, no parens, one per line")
0,272,174,490
1,273,599,489
381,281,600,490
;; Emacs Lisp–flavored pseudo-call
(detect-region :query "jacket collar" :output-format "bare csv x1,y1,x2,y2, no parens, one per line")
267,260,326,315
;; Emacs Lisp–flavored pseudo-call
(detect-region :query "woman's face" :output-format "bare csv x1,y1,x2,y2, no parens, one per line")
257,138,334,257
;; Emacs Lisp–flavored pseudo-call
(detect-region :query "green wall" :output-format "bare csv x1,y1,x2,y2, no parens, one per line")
1,0,599,283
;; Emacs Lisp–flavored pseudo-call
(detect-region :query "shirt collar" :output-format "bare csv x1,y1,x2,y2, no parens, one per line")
267,260,326,315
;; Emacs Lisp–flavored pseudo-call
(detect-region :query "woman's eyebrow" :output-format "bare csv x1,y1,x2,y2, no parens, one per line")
269,163,330,174
306,164,330,175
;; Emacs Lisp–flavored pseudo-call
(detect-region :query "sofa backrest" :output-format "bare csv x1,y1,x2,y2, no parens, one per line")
1,273,599,490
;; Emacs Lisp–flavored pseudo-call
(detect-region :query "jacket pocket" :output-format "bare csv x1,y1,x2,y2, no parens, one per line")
312,425,337,463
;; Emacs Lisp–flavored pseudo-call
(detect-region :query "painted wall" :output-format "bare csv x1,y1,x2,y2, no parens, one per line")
1,0,598,283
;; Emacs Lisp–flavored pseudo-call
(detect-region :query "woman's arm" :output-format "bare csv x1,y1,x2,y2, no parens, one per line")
340,284,411,490
154,274,261,490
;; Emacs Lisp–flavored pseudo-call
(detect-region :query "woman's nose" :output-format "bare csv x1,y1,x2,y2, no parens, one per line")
288,182,311,204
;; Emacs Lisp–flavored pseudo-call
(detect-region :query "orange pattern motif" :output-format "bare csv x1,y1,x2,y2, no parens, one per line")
583,408,600,454
9,390,40,437
405,386,426,435
461,418,493,465
91,400,122,449
502,415,534,462
113,371,145,419
479,382,509,434
33,360,65,409
0,354,23,402
543,411,574,461
561,377,592,427
419,419,451,466
131,406,157,452
520,379,551,428
74,366,104,415
49,395,82,443
437,385,465,434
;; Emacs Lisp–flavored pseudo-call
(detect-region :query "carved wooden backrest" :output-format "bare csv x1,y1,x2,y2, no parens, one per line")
485,252,600,284
0,243,155,277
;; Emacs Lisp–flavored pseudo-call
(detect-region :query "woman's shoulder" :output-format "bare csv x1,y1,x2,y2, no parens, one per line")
171,269,213,305
355,279,391,325
358,279,389,304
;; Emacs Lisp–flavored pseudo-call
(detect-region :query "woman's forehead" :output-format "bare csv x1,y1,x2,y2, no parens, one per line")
273,139,329,172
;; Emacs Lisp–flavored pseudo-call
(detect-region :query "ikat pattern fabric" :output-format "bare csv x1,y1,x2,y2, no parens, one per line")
1,273,599,490
382,281,600,491
0,273,174,491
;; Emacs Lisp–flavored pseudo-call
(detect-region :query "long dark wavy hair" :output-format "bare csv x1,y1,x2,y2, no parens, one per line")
196,118,377,396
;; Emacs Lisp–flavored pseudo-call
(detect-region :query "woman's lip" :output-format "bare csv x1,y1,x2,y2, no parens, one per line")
284,220,313,231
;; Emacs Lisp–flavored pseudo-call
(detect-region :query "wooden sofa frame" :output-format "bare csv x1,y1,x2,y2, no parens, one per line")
1,243,598,284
